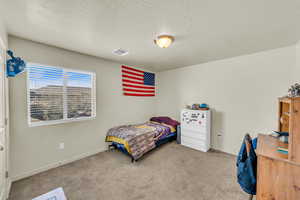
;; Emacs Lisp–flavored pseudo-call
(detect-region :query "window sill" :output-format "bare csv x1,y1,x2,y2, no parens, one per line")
28,116,96,127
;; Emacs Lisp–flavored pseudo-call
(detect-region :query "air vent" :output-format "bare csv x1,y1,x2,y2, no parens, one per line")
113,48,129,56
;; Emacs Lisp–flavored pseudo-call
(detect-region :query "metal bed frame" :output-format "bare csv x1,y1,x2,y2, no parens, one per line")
109,132,177,163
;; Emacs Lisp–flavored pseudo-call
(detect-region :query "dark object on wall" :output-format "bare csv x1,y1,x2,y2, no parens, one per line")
6,50,26,77
177,125,181,144
288,83,300,97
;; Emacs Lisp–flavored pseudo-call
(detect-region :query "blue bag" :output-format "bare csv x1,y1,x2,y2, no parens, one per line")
236,136,257,195
6,50,26,77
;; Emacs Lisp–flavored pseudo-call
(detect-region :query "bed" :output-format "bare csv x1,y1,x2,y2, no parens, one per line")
105,117,180,162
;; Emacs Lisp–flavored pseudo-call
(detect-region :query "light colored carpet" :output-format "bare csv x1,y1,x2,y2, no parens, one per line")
9,142,247,200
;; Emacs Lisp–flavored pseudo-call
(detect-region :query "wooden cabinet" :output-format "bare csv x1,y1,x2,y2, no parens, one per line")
256,135,300,200
278,97,300,163
257,97,300,200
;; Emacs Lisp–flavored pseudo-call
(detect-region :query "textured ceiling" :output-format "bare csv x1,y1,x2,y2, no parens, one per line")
1,0,300,71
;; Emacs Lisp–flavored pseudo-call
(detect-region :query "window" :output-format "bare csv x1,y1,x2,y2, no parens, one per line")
27,63,96,127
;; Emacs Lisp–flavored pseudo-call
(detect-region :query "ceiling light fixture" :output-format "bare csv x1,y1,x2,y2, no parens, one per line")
112,48,129,56
154,35,174,48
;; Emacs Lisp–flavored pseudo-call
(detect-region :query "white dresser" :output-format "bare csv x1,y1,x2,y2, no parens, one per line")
181,109,211,152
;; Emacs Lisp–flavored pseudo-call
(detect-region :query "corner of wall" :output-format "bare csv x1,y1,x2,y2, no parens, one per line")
156,46,296,155
0,18,8,48
292,40,300,83
296,40,300,59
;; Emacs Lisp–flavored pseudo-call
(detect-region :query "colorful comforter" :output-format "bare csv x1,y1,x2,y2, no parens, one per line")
106,122,175,160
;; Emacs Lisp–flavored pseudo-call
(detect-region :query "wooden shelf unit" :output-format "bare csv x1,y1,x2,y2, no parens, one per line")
256,97,300,200
278,97,300,162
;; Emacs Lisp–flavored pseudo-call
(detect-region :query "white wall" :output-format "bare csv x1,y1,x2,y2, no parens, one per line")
0,18,7,47
8,34,298,179
157,46,296,155
293,41,300,82
8,36,157,180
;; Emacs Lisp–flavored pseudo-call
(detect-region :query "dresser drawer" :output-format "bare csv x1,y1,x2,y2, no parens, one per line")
181,129,207,140
181,136,209,152
181,122,207,131
181,110,208,129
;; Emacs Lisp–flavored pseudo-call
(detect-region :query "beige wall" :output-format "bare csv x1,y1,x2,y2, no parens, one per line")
156,46,296,155
0,18,7,47
8,35,298,180
293,41,300,82
8,36,157,180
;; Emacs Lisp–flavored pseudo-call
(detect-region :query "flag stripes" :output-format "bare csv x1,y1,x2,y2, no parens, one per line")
124,93,155,97
122,84,154,89
122,74,144,81
123,88,155,93
121,65,155,96
123,79,144,85
121,70,144,77
122,65,144,73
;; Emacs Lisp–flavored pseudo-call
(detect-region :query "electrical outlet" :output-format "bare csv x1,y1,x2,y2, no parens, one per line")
59,143,64,150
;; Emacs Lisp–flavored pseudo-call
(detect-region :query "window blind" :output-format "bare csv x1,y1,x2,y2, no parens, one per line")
27,63,96,127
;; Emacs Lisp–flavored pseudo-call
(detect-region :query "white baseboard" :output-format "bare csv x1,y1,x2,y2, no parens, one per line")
11,147,107,182
210,147,236,156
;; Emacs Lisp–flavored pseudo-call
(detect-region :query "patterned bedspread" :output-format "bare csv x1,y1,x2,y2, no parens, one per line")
106,122,174,160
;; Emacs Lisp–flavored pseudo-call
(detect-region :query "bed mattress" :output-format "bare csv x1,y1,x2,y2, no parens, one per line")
106,121,176,160
111,132,177,157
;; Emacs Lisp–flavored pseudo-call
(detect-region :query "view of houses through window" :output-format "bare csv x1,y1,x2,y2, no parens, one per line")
27,63,96,126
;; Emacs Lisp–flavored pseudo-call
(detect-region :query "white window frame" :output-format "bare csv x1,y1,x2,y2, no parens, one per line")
27,63,96,127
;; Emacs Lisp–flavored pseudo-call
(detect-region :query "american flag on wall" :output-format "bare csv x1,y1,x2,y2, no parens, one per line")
122,65,155,96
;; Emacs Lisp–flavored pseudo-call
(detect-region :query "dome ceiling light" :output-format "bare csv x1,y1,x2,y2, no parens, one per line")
154,35,175,48
112,48,129,56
